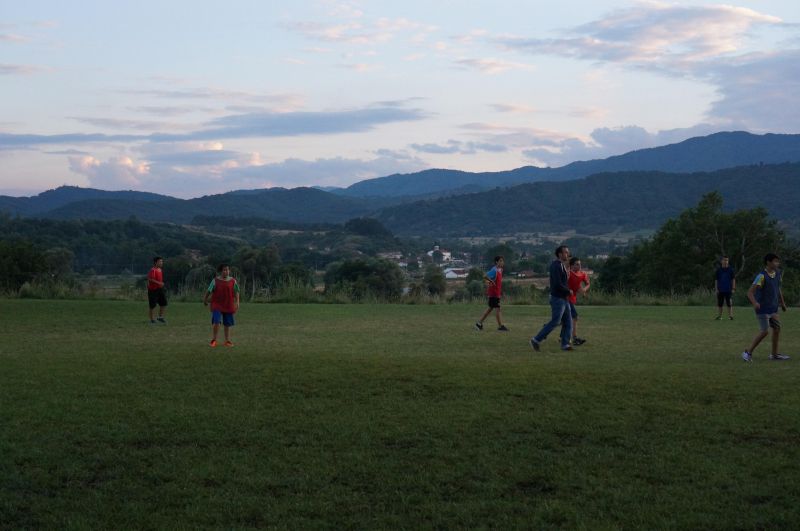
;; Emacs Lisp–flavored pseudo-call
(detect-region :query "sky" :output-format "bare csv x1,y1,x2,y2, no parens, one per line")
1,0,799,198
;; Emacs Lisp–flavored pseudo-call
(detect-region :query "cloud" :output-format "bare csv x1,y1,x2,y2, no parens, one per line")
490,103,536,114
68,116,182,131
288,16,437,46
0,33,27,43
124,88,306,111
490,3,799,133
226,153,430,189
706,50,800,131
0,63,47,75
454,57,534,74
521,123,736,166
68,155,149,189
45,149,90,155
0,105,429,148
410,139,507,155
495,3,785,66
129,105,216,116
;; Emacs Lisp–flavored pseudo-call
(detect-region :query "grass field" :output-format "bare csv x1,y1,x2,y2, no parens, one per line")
1,300,799,529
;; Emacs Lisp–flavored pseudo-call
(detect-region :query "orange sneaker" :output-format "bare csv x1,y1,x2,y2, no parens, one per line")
224,341,234,347
209,339,217,347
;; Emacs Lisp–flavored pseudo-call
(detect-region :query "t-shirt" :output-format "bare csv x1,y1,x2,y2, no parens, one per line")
147,267,163,291
568,270,588,304
486,266,502,298
752,269,781,315
715,266,735,292
207,276,240,314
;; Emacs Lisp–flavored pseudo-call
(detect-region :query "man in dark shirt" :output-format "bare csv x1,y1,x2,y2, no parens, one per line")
714,256,736,320
531,245,573,352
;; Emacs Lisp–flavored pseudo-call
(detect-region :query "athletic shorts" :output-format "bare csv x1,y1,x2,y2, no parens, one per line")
212,310,235,327
756,312,779,332
487,297,501,309
148,288,168,309
717,291,732,307
569,302,579,319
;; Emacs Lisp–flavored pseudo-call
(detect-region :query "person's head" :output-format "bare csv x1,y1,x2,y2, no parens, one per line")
764,253,780,270
153,256,163,268
569,256,581,272
217,263,231,277
494,255,504,268
555,245,570,261
721,256,729,267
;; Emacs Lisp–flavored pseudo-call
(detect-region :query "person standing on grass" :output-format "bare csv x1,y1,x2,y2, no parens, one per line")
474,255,509,332
742,253,789,362
203,263,240,348
714,256,736,320
147,256,168,324
568,256,591,346
531,245,573,352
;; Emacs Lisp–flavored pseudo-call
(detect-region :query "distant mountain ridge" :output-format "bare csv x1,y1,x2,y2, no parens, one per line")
2,131,800,233
375,163,800,236
336,131,800,197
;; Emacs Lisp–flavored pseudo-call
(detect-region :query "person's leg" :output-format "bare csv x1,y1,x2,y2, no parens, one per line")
570,303,579,339
224,314,235,345
747,315,769,353
210,311,220,345
560,306,573,348
535,297,566,342
770,315,781,356
148,291,156,321
716,292,724,319
495,306,503,326
726,294,734,318
477,306,493,324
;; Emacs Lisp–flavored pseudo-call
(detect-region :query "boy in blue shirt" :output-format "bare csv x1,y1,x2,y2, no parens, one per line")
741,253,789,362
714,256,736,320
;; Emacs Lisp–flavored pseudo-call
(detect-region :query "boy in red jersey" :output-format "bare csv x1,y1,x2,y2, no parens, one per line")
474,255,509,331
203,264,240,347
147,256,168,324
568,257,591,345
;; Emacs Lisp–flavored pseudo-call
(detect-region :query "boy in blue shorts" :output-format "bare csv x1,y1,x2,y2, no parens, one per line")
741,253,789,362
203,264,240,347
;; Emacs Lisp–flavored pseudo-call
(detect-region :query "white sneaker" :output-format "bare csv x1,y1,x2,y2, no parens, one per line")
742,351,752,362
769,353,790,360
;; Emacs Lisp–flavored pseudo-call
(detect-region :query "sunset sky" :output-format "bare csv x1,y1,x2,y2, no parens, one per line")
2,1,799,197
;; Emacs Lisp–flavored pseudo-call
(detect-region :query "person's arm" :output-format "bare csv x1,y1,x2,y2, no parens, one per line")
582,275,591,294
234,280,240,309
148,270,164,288
203,279,215,306
731,270,736,292
779,288,787,311
747,284,759,310
484,268,497,286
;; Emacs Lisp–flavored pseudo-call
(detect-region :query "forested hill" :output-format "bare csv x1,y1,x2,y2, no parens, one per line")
374,163,800,236
337,131,800,197
24,187,377,224
0,186,171,217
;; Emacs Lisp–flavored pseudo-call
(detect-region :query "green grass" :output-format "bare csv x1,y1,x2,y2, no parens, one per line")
1,300,799,529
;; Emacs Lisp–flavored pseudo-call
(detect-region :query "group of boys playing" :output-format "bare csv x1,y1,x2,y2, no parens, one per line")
147,257,241,348
475,245,591,350
475,246,791,361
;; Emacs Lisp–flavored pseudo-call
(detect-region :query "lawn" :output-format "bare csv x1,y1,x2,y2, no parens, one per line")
1,300,799,529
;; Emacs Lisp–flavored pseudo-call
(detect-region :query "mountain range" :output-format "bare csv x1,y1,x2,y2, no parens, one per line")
2,131,799,236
